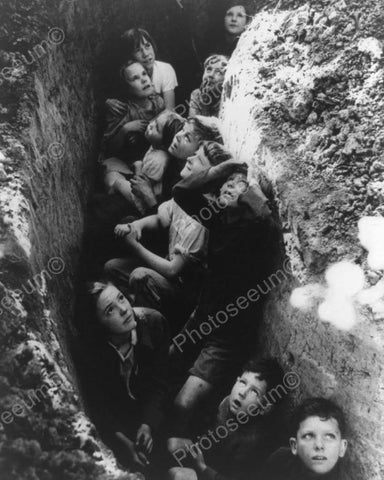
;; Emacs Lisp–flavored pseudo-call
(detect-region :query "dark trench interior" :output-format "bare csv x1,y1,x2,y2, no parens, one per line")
69,1,286,477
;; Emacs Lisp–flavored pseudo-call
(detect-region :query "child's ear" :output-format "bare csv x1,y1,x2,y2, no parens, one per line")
339,439,348,458
289,437,298,455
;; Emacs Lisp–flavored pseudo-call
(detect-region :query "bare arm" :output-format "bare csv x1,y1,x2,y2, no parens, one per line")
163,90,176,110
125,238,187,279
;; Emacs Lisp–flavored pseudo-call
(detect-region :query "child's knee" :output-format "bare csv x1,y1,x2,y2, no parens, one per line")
129,267,153,287
104,258,121,276
168,467,196,480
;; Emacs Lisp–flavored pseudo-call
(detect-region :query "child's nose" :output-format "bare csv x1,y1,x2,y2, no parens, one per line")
314,436,325,450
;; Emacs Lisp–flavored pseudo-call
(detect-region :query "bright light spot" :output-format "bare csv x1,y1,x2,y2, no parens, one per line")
325,261,365,296
318,293,357,330
358,216,384,270
290,283,324,310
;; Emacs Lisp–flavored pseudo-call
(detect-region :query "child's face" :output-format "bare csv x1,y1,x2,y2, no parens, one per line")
123,62,154,98
169,122,201,160
180,145,211,179
219,173,249,207
224,5,248,36
145,112,169,147
202,56,228,91
290,416,348,475
96,285,136,336
132,38,155,70
229,371,268,416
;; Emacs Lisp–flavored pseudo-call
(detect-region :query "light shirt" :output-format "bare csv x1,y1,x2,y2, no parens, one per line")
151,60,178,94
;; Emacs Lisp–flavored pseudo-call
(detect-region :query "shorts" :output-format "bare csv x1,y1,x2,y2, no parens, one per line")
189,341,247,387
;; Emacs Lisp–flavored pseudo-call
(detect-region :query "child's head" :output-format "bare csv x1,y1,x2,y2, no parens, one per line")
145,110,185,149
229,358,284,417
290,398,348,476
120,60,155,98
180,141,232,179
224,2,251,37
122,27,157,71
88,281,136,338
169,116,223,160
219,171,249,207
201,54,229,96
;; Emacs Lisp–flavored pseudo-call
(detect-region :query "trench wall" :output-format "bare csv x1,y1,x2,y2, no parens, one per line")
221,1,384,479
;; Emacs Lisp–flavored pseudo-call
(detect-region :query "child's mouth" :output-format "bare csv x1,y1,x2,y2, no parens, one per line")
312,456,327,461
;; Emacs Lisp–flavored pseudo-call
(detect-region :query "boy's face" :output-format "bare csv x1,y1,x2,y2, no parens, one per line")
145,111,169,146
123,62,154,98
290,416,348,475
180,145,211,179
169,122,201,160
229,371,268,416
96,285,137,336
219,173,249,207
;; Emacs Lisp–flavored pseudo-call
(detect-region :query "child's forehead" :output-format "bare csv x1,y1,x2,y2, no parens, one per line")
205,56,228,70
240,371,265,385
299,415,341,433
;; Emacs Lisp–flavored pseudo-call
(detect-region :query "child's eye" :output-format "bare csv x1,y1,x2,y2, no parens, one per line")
325,433,336,440
118,294,124,302
303,433,314,440
106,307,113,316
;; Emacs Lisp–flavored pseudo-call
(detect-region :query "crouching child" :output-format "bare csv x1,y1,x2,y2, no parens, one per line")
168,358,288,480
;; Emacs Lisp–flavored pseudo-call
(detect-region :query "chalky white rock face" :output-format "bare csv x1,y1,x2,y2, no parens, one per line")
221,1,384,479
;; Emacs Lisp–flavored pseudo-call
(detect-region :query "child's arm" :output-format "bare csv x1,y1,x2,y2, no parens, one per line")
133,161,143,176
109,120,148,151
124,236,187,279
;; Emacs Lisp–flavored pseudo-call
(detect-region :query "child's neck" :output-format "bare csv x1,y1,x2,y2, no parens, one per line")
132,96,151,108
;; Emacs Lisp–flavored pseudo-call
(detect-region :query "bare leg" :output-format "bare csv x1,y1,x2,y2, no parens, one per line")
173,375,213,436
168,467,198,480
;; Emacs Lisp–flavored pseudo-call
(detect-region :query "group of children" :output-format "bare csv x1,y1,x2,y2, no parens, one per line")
82,2,351,479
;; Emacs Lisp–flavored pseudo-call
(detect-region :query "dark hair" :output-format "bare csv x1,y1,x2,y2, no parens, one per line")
243,358,285,394
225,1,252,18
119,59,144,81
202,141,232,166
121,28,157,61
291,398,347,437
162,113,185,150
187,116,223,144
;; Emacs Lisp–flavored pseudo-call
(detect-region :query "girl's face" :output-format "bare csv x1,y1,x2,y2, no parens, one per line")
219,173,249,206
96,285,136,336
180,145,211,179
145,112,169,147
123,62,155,98
202,56,228,90
224,5,248,36
169,122,201,160
133,38,155,70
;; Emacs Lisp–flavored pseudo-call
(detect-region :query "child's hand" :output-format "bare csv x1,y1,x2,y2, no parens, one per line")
190,445,207,473
115,432,150,468
129,221,143,241
131,175,157,209
136,424,153,455
125,120,149,133
114,223,132,238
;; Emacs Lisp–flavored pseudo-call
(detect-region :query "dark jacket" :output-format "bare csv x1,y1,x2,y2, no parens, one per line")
173,167,279,347
88,308,169,441
261,447,350,480
201,396,283,480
